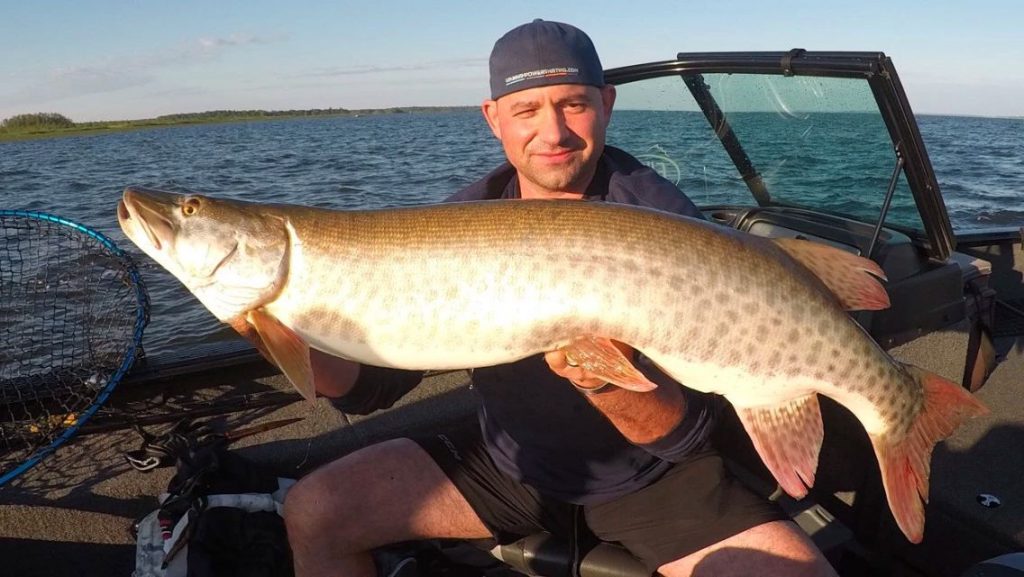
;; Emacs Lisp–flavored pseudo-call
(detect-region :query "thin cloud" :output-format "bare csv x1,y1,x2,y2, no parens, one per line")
193,33,288,54
5,65,153,107
141,85,211,99
3,33,288,108
300,57,485,78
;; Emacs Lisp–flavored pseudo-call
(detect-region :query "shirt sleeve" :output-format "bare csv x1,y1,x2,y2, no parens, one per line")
636,389,720,462
632,354,722,462
327,365,425,415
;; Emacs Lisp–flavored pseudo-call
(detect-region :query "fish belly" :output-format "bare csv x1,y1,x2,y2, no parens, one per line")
267,243,638,370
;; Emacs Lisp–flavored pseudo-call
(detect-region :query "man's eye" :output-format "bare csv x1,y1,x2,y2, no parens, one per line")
514,109,537,118
565,102,587,112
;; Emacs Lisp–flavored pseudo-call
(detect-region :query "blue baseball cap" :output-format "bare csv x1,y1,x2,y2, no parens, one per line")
489,19,605,100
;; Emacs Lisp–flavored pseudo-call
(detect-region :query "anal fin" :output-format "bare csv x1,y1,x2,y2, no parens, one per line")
558,336,658,392
734,394,824,499
248,309,316,403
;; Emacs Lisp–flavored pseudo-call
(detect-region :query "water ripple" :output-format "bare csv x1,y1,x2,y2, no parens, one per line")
1,111,1019,356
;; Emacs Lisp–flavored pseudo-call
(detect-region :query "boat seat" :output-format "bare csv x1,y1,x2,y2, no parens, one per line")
484,453,853,577
491,533,647,577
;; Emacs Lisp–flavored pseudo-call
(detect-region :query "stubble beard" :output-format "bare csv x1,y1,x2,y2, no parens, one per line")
521,153,594,195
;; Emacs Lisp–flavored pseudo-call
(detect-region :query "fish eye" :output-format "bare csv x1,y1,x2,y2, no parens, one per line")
182,198,201,217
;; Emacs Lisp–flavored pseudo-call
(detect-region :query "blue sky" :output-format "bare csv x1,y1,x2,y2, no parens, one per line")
1,0,1021,122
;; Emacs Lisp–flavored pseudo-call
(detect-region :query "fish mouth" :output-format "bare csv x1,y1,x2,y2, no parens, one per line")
118,187,176,252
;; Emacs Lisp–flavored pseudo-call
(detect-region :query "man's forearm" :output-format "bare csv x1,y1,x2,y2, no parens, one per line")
584,382,686,445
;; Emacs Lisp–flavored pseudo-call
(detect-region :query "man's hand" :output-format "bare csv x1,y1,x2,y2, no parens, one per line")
547,341,686,444
544,340,635,392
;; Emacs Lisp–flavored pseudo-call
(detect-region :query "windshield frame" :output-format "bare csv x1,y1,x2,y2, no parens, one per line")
605,51,956,261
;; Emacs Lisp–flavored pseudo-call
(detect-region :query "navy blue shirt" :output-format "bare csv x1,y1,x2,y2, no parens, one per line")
334,145,719,504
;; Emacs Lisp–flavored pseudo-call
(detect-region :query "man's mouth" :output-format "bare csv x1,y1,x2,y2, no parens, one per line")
534,150,575,163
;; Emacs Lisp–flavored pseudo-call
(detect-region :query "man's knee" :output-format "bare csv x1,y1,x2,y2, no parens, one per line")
283,465,335,540
284,438,454,548
657,521,838,577
283,440,409,544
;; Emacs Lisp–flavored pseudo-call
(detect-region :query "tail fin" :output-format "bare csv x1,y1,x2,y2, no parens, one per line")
870,365,988,543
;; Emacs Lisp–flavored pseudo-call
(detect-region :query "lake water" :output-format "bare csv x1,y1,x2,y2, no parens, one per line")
1,110,1021,357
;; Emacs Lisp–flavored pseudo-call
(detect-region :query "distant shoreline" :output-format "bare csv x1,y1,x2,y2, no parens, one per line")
0,106,479,143
3,107,1018,144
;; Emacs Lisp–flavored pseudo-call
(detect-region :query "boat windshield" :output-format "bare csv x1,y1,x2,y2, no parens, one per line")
609,73,926,233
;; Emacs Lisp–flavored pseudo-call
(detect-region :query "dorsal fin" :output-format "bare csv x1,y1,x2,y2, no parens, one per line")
773,238,890,311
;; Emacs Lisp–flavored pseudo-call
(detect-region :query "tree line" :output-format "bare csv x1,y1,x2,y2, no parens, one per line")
153,108,353,122
1,113,75,131
0,106,478,139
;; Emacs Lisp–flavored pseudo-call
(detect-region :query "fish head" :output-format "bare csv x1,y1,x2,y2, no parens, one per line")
117,186,289,321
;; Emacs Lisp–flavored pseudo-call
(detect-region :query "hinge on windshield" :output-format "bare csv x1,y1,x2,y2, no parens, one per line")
781,49,807,76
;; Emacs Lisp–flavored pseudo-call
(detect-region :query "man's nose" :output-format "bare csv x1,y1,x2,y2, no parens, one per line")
536,108,571,145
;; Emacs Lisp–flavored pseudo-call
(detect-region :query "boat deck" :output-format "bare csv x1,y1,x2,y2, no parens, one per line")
0,342,477,577
0,328,1021,577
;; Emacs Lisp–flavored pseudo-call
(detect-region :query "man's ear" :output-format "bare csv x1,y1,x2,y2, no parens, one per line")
600,85,616,123
482,99,502,139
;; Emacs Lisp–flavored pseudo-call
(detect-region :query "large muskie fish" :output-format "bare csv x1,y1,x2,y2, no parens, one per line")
117,186,986,542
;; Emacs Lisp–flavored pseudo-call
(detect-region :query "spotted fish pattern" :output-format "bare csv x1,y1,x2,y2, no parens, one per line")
117,187,987,543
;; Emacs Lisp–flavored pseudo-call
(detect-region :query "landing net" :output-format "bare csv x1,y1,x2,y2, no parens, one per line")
0,210,149,486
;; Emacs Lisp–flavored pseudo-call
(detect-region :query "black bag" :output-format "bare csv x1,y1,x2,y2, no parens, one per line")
133,441,296,577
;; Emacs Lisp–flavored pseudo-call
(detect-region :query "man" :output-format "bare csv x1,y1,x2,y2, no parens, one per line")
283,19,837,577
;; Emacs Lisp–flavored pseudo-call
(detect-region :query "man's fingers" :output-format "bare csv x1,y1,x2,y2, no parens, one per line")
545,350,585,380
545,350,569,372
545,350,610,390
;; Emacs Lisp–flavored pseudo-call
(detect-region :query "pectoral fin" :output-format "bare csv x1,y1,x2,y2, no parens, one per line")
773,237,890,311
228,315,270,360
248,309,316,403
558,336,658,392
734,394,824,499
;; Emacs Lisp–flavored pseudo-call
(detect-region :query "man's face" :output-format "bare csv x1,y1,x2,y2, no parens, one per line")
483,83,616,198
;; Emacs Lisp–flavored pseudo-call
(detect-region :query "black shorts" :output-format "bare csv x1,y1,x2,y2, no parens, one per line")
416,425,786,573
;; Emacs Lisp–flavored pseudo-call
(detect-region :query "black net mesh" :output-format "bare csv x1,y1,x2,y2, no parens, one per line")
0,211,148,484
